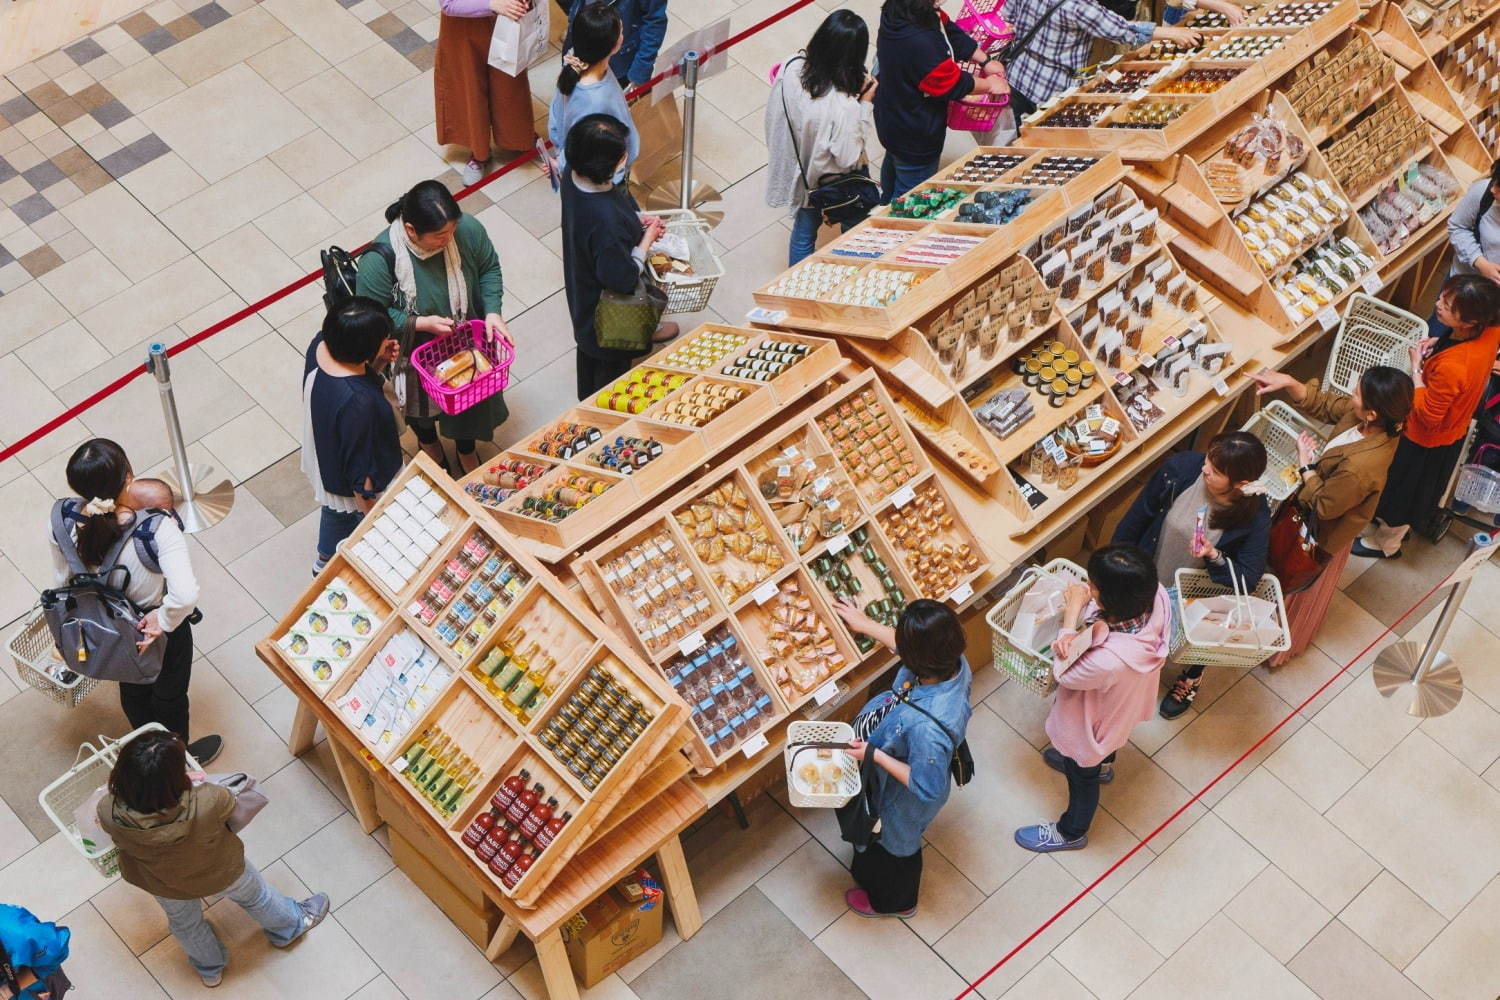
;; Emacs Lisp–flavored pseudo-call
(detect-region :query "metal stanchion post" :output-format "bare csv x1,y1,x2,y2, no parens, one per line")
145,343,235,533
1371,531,1493,717
678,50,700,212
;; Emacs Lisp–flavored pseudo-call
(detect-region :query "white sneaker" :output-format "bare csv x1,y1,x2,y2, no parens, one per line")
462,158,488,185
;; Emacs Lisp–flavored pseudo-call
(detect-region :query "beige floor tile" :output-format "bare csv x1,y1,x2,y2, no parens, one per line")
142,860,378,999
283,811,394,909
1339,870,1445,970
1329,730,1500,918
261,0,379,65
337,38,420,97
0,353,91,472
1214,769,1379,911
203,614,277,704
196,480,287,567
616,910,681,983
75,253,231,354
1421,685,1500,774
472,203,564,313
269,128,358,192
902,844,986,945
1262,720,1366,813
199,222,306,310
816,909,968,1000
309,133,447,225
58,900,170,999
754,837,852,939
1310,588,1399,676
255,191,343,259
143,63,315,184
1405,874,1500,1000
158,6,291,87
36,248,131,317
998,956,1097,1000
0,833,112,921
698,61,773,124
381,71,438,132
1054,906,1163,1000
935,856,1099,999
16,319,110,392
101,55,188,115
1313,665,1423,767
1129,913,1316,1000
117,150,210,215
1108,812,1266,956
1097,742,1207,851
0,792,37,870
352,975,410,1000
90,874,172,956
682,792,808,922
1050,806,1157,904
1153,673,1300,808
228,507,321,622
983,674,1052,749
0,280,70,355
238,757,345,870
510,959,634,1000
253,681,301,744
288,67,407,160
1253,644,1355,721
1224,865,1331,964
1428,610,1500,713
247,36,331,92
199,405,298,484
1288,920,1427,1000
159,158,302,250
503,289,574,385
0,473,67,591
62,180,191,282
340,867,506,999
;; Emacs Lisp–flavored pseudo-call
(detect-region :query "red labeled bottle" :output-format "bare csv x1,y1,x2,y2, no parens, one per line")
518,796,558,841
504,781,544,826
502,850,537,889
533,810,572,851
489,768,530,813
486,834,526,878
462,807,503,850
476,822,517,863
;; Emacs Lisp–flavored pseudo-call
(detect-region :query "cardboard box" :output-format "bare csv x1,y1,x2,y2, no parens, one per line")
563,874,665,988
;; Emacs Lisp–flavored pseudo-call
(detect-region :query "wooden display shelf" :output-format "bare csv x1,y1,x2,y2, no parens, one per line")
730,566,862,713
868,471,988,603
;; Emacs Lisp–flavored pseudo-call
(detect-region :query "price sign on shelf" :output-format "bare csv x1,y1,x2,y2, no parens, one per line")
1213,377,1231,397
949,581,975,604
1361,272,1384,295
747,307,788,325
892,484,916,508
391,756,409,774
678,631,706,657
826,532,852,556
1317,307,1339,331
752,581,778,605
814,681,840,706
741,733,770,759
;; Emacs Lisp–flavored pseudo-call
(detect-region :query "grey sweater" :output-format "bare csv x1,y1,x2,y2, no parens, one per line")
1446,176,1500,276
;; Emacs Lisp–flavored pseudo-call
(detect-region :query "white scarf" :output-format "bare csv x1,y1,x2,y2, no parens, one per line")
389,217,468,321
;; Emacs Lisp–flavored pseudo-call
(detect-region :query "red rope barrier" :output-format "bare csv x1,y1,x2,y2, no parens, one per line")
953,570,1456,999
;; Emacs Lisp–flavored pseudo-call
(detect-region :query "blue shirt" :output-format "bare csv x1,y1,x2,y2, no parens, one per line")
549,77,639,184
558,0,668,86
858,657,973,857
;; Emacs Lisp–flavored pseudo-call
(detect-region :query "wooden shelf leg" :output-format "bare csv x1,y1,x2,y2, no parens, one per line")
655,834,702,940
329,739,380,835
288,699,319,756
536,928,580,1000
485,916,520,962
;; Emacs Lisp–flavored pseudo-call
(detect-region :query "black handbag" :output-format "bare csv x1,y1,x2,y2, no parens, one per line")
835,748,884,848
900,694,976,787
779,58,882,227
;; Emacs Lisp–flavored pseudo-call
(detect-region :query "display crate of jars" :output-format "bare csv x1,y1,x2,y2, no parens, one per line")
260,454,689,907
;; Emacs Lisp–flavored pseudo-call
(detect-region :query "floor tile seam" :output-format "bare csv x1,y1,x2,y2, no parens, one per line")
1281,914,1440,1000
294,63,415,164
84,896,172,977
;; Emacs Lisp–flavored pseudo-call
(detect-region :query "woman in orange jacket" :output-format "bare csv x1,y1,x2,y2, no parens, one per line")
1356,275,1500,558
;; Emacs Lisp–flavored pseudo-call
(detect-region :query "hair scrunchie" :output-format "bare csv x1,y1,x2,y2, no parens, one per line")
83,497,117,516
562,50,589,74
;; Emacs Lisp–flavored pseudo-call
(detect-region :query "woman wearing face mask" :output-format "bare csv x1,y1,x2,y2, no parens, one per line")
355,179,513,475
547,3,638,185
1249,365,1414,663
560,113,679,399
1112,431,1270,718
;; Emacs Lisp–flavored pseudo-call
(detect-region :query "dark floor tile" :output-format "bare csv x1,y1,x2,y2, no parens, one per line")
367,12,404,38
51,146,94,177
11,193,55,226
64,36,108,64
43,96,87,126
387,27,425,56
245,451,318,528
0,244,14,269
408,41,437,71
97,145,143,179
631,889,865,1000
19,244,63,278
20,159,64,192
89,98,132,129
72,82,113,113
0,159,15,184
190,1,232,27
0,94,39,126
137,26,179,54
127,133,170,165
24,81,66,110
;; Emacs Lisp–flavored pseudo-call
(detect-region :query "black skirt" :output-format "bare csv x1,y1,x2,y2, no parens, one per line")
1373,435,1467,530
851,841,923,913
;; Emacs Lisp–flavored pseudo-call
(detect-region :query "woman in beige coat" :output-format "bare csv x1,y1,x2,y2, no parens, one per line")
1250,365,1414,662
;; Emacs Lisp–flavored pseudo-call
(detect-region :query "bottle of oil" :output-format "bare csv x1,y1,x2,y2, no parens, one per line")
505,653,557,721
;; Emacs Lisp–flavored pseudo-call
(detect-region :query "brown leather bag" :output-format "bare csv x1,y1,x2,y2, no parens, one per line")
1268,491,1331,595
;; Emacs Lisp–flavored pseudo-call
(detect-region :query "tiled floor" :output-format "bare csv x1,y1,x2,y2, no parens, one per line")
3,0,1500,997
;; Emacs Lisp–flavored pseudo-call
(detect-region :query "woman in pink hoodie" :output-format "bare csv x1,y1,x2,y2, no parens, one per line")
1015,545,1169,852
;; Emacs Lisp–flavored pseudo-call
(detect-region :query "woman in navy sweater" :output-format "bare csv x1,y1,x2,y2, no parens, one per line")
873,0,1009,202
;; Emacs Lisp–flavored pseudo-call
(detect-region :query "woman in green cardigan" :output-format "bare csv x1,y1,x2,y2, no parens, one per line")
356,180,513,474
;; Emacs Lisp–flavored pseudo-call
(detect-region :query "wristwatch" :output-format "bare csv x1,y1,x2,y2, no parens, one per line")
1298,464,1317,476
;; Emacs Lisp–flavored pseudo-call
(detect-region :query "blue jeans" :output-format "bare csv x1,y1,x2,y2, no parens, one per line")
789,206,856,265
880,153,942,204
154,863,305,979
317,506,364,562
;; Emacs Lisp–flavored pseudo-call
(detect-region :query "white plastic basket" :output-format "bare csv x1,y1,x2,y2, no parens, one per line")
39,723,202,877
1322,292,1424,396
8,608,98,708
1240,401,1326,503
1169,568,1290,669
985,559,1088,697
1455,445,1500,514
647,209,723,314
784,720,859,808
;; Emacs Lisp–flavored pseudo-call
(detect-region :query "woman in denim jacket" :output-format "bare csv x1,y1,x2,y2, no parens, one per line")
833,598,972,918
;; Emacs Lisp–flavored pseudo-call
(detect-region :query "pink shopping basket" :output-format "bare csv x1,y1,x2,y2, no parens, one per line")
948,62,1010,131
410,319,515,415
957,0,1014,50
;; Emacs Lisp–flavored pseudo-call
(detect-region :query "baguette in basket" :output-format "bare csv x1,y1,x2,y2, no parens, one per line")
434,349,493,388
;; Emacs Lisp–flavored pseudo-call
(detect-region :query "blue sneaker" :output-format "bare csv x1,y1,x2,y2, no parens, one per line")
1014,822,1087,853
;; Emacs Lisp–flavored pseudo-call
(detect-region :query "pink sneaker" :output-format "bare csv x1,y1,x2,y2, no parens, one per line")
845,888,916,919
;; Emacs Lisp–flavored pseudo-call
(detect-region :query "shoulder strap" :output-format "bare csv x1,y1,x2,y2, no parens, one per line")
1477,185,1495,242
997,0,1072,64
364,241,396,276
898,689,958,747
131,509,182,575
51,499,90,577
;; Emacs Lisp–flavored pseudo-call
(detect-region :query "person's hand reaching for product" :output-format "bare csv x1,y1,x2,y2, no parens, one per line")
484,312,513,347
1156,25,1204,48
1296,430,1319,467
1248,370,1293,395
490,0,530,20
833,597,878,638
136,610,163,652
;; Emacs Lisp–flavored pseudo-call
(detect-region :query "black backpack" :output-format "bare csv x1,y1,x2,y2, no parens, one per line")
320,243,396,313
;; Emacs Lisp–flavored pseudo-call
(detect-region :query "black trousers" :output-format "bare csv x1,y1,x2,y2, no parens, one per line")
1058,751,1116,841
851,841,923,913
1373,435,1466,532
120,619,192,740
576,351,637,401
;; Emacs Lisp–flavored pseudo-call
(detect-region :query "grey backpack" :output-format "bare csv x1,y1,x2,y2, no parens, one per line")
41,499,166,684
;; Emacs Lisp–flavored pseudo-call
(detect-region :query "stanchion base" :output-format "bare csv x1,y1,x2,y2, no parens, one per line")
159,464,236,533
1372,641,1464,718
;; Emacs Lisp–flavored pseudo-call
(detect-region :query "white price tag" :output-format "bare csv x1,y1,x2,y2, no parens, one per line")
826,533,852,556
747,307,788,325
892,484,916,508
1317,307,1339,331
678,631,706,657
1138,352,1157,368
391,756,410,774
1361,272,1384,295
1213,377,1231,397
752,581,778,605
949,581,975,604
1101,417,1121,436
1107,69,1124,83
814,681,839,706
784,445,800,459
1131,88,1149,100
741,733,770,758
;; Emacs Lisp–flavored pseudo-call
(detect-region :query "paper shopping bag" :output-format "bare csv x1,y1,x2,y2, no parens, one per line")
488,0,549,77
1009,570,1069,652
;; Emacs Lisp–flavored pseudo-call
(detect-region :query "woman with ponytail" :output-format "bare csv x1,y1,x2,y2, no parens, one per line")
547,2,637,184
355,179,512,475
1112,431,1271,718
50,439,220,763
